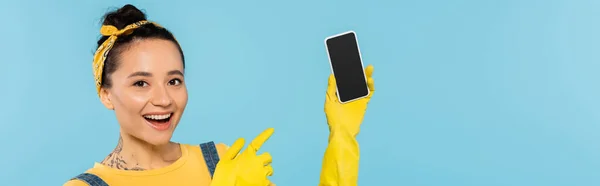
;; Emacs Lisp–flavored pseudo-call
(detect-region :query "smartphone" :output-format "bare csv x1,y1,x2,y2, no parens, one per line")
324,31,370,104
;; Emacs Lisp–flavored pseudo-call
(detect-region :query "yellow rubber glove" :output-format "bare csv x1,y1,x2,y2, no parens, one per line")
210,128,275,186
319,65,375,186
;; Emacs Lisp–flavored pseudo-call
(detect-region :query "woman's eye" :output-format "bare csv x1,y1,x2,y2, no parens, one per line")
169,79,182,86
133,81,148,87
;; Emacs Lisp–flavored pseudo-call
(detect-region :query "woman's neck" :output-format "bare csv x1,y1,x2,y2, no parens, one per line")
100,133,181,171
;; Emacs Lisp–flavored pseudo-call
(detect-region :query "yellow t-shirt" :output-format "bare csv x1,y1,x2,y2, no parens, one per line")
63,143,228,186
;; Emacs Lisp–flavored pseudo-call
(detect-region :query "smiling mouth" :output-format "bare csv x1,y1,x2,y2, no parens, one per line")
143,113,172,123
143,113,173,131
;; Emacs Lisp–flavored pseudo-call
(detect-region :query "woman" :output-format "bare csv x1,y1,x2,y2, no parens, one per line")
64,4,375,186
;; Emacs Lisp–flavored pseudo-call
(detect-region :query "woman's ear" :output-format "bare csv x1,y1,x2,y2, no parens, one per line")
100,88,114,110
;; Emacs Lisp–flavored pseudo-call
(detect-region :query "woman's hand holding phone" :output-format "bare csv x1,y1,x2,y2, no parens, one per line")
324,64,375,135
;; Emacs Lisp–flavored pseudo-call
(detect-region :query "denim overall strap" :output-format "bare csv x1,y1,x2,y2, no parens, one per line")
71,173,109,186
200,141,220,178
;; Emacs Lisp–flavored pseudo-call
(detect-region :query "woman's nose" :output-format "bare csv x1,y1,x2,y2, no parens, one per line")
150,85,173,107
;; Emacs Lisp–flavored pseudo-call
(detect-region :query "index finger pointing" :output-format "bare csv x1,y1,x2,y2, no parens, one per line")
248,128,275,152
225,138,245,160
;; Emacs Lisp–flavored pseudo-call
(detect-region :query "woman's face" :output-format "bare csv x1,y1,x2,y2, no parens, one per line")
101,39,187,146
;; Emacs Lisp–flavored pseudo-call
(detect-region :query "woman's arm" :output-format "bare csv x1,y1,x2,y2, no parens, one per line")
319,128,360,186
319,65,375,186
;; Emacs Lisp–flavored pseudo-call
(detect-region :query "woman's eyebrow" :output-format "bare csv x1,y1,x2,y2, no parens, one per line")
167,70,184,76
128,71,152,78
127,70,183,78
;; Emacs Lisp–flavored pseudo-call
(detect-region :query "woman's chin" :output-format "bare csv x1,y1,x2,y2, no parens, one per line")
142,132,174,146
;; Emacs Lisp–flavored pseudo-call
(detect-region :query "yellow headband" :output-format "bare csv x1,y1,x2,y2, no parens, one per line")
93,20,161,96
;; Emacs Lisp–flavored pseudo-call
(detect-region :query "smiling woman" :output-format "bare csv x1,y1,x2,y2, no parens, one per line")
106,38,187,145
63,4,233,186
104,38,187,143
64,3,376,186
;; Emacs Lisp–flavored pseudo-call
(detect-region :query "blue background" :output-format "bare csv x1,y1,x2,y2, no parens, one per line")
1,0,599,185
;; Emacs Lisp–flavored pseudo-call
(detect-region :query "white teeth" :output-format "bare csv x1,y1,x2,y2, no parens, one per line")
144,113,172,120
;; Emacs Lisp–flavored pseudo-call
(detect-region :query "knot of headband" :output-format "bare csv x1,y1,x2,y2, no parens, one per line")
92,20,163,96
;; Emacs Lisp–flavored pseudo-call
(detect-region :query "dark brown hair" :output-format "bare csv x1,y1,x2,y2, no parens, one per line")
97,4,185,89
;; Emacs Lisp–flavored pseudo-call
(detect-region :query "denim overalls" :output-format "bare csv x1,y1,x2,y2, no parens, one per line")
70,141,220,186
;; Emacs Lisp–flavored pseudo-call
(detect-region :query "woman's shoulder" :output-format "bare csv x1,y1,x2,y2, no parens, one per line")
181,142,229,158
62,169,103,186
63,179,88,186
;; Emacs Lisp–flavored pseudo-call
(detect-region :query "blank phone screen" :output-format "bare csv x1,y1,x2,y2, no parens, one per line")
326,32,369,103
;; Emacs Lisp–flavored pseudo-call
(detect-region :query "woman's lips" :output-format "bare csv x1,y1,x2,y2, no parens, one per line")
143,113,173,131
